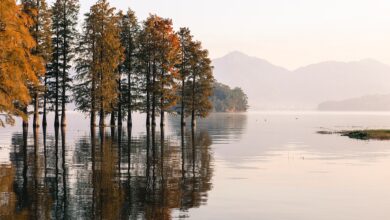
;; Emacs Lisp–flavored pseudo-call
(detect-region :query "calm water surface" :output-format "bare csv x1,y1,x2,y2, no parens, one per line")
1,112,390,219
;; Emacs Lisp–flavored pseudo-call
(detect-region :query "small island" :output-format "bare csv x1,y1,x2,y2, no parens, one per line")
318,129,390,140
210,82,248,112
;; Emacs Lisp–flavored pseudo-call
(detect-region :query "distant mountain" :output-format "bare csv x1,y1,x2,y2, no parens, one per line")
213,51,390,110
318,94,390,111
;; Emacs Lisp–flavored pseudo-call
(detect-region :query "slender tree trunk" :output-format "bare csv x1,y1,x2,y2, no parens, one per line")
42,75,48,127
181,78,185,126
151,61,156,126
22,106,28,128
91,84,96,127
61,5,67,127
99,103,105,127
146,61,151,127
160,73,164,127
127,64,132,127
191,75,196,127
54,26,60,127
33,0,40,129
61,68,66,127
99,68,104,127
118,69,122,127
110,110,115,127
61,70,66,127
91,35,96,127
33,93,39,128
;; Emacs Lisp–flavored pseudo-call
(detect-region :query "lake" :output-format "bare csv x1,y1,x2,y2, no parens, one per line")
1,111,390,219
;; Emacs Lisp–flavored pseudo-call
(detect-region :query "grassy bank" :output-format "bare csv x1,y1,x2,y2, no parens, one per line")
318,129,390,140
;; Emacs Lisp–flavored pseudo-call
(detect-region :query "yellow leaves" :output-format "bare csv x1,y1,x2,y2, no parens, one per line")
0,0,45,126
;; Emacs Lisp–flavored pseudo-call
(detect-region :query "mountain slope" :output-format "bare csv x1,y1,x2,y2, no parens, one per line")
318,94,390,111
213,52,390,110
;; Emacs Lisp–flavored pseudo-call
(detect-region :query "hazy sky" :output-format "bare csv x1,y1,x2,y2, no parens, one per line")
51,0,390,70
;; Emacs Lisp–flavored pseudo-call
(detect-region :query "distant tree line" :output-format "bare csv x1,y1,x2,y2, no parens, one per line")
211,82,248,112
0,0,214,128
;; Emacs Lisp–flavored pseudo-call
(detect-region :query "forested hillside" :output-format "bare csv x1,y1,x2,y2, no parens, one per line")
211,83,248,112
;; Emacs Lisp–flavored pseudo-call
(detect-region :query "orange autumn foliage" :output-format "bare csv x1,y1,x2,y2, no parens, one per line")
0,0,44,126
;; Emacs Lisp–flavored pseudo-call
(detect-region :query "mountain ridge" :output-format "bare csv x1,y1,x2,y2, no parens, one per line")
212,51,390,110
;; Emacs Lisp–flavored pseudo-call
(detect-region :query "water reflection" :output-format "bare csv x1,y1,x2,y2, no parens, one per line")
3,123,213,219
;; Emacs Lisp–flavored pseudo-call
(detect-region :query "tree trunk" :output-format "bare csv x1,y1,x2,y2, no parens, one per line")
146,61,151,127
33,93,39,128
160,77,164,127
99,104,105,127
127,70,132,127
61,77,66,127
42,75,48,128
61,0,67,127
151,61,156,126
118,73,122,127
181,78,185,126
91,73,96,127
160,107,164,127
54,26,60,127
110,110,115,127
54,67,59,127
22,106,28,128
61,81,66,127
146,61,150,127
191,75,196,127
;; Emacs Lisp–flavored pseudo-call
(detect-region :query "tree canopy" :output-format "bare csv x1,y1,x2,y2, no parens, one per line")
211,82,248,112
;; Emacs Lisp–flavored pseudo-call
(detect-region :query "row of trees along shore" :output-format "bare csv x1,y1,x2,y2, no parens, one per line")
0,0,214,128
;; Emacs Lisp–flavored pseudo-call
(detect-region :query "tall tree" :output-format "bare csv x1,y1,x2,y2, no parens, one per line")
0,0,44,127
48,0,79,127
184,42,214,126
118,9,140,128
74,0,123,127
139,15,180,127
178,27,193,126
155,18,180,127
38,1,52,128
22,0,52,128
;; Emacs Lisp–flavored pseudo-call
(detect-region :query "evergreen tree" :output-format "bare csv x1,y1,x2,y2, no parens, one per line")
178,27,193,126
74,0,123,127
184,42,214,126
48,0,79,127
0,0,44,127
117,9,140,128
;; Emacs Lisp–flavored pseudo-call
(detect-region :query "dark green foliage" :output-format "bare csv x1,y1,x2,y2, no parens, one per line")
46,0,79,126
117,9,141,126
211,82,248,112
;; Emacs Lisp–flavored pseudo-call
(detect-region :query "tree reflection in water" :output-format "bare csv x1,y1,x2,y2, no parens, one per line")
4,123,214,219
